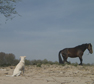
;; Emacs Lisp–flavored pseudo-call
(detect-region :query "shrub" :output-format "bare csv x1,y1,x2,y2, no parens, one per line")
25,59,31,65
36,63,42,67
0,52,16,66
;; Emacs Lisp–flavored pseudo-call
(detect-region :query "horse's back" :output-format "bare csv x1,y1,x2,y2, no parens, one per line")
62,48,79,57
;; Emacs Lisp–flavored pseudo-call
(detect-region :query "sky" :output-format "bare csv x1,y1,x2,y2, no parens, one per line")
0,0,94,64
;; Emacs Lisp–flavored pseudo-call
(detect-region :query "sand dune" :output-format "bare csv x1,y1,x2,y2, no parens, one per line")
0,64,94,84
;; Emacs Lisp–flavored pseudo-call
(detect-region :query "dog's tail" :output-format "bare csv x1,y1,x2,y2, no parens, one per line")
6,75,14,77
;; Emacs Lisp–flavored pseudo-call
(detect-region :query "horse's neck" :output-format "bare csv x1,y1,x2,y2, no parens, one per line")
82,47,87,52
76,44,87,52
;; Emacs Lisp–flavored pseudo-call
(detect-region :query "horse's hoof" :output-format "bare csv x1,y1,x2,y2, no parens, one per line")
79,63,83,65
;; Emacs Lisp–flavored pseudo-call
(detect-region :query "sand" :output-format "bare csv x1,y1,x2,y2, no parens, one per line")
0,64,94,84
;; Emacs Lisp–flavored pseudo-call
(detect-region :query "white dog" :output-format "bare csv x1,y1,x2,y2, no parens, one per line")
6,56,26,77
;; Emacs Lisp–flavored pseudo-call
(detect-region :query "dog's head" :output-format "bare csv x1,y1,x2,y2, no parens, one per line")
20,56,26,62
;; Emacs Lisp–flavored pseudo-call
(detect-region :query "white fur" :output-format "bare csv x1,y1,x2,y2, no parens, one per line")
6,56,26,77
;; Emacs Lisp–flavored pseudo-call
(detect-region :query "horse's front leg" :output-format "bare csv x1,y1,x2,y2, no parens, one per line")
79,57,83,65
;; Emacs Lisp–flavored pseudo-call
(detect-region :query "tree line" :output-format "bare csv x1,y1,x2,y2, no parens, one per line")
0,52,93,67
0,52,58,67
0,52,19,66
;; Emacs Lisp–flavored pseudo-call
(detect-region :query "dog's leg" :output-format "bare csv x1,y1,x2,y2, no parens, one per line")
16,71,22,76
22,67,24,74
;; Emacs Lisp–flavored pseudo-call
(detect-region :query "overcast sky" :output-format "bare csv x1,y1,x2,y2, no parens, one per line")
0,0,94,64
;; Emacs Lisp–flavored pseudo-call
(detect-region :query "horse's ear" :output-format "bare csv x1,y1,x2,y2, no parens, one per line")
89,43,92,47
88,44,90,48
89,43,91,44
88,43,92,49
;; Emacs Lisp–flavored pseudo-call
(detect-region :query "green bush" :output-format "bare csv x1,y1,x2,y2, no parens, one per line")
71,62,78,67
0,52,16,66
36,63,42,67
1,52,94,67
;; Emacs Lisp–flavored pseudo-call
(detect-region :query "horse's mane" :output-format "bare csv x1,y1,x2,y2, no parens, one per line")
74,43,88,49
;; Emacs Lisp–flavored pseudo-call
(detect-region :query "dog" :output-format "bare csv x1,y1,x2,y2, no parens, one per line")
6,56,26,77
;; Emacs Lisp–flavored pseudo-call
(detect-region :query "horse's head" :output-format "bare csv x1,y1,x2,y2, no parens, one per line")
87,43,93,54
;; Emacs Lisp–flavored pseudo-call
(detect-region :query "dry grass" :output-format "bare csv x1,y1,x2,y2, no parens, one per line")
0,64,94,84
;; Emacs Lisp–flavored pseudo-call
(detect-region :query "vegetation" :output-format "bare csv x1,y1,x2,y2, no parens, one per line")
0,52,18,66
0,52,59,67
0,52,94,67
0,0,21,22
30,59,59,67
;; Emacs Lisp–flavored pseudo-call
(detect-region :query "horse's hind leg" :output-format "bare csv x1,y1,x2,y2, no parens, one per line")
62,56,66,63
63,56,70,64
79,57,83,65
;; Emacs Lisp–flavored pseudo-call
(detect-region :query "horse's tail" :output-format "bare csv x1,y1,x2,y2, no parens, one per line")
58,50,63,64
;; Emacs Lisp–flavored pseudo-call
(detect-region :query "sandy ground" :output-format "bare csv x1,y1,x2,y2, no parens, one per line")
0,64,94,84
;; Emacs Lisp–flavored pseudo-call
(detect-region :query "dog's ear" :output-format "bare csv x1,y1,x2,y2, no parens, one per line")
24,56,26,58
20,56,22,58
20,56,26,58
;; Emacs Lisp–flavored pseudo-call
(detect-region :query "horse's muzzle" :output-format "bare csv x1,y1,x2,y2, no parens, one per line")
90,50,93,54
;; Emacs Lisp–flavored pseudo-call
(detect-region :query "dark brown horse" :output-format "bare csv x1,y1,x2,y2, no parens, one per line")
58,43,93,65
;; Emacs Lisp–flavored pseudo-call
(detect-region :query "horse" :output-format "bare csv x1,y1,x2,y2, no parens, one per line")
58,43,93,65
